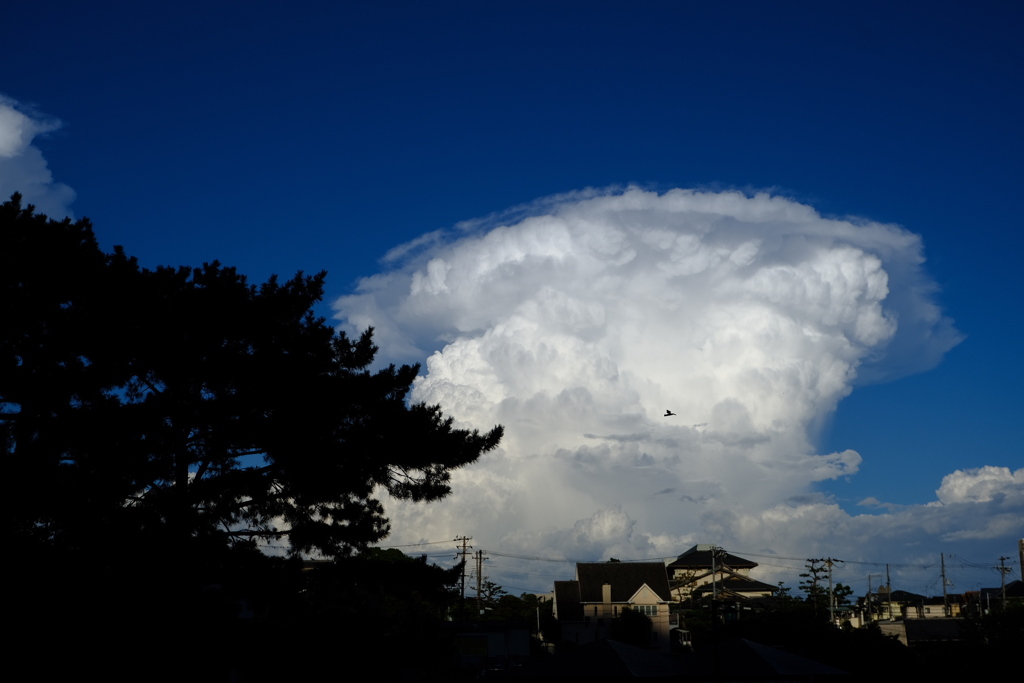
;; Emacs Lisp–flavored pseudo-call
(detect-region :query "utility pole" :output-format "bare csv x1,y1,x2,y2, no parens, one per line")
827,559,835,625
475,549,489,615
802,558,841,622
886,564,893,620
707,546,723,682
998,556,1011,610
822,557,842,626
711,546,720,600
867,574,873,622
867,574,882,623
941,553,949,616
454,536,473,604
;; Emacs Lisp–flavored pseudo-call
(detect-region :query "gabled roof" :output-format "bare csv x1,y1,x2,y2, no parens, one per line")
691,575,777,597
888,590,926,603
924,594,963,605
575,562,672,603
553,580,584,621
667,544,757,571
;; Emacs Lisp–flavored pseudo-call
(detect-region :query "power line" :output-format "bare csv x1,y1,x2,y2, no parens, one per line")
378,539,458,548
252,537,1019,596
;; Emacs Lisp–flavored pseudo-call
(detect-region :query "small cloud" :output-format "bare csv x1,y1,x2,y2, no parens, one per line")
583,432,651,443
857,496,904,512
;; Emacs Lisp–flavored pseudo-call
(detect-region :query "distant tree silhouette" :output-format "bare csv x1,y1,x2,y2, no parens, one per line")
477,579,508,607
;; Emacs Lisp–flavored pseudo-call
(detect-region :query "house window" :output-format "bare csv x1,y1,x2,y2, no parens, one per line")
634,605,658,617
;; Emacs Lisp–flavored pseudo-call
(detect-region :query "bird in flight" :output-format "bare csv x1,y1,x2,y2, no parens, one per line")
664,410,676,417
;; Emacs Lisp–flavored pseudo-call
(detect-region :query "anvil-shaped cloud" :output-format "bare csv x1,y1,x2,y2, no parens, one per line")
335,188,1011,566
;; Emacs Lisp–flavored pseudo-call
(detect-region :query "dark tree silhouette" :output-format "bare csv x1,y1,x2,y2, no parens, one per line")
799,559,830,615
477,579,508,607
3,193,503,562
4,193,504,678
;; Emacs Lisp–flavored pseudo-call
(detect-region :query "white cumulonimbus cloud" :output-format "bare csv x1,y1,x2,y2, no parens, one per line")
335,188,1017,573
0,95,75,218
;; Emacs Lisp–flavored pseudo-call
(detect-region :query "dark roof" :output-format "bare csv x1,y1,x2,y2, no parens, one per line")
691,575,777,596
888,590,926,602
667,545,757,571
554,580,584,621
576,562,672,603
924,594,963,605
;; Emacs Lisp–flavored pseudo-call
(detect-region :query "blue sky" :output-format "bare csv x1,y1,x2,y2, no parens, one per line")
2,1,1021,594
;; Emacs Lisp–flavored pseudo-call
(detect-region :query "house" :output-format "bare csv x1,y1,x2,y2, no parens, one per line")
966,580,1024,614
553,562,674,652
875,588,923,621
915,595,964,618
667,544,773,601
